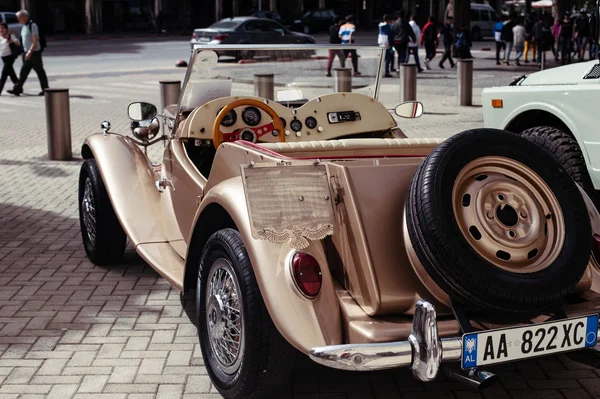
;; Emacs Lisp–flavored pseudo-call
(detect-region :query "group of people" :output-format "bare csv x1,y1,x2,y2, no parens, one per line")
0,9,49,96
494,9,596,67
377,12,471,77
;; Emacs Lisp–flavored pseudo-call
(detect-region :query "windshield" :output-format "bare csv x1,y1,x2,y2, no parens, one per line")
179,45,385,112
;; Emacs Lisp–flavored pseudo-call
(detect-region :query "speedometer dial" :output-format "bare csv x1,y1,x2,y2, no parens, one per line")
219,109,237,127
242,107,261,126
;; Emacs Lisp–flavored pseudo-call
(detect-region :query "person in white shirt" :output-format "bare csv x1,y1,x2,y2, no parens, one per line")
0,22,20,95
407,15,424,72
513,19,526,66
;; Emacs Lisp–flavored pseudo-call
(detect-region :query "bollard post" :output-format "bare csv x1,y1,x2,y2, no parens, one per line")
334,68,352,92
159,80,181,110
254,73,274,100
540,51,546,70
44,88,72,161
399,64,417,101
457,59,473,106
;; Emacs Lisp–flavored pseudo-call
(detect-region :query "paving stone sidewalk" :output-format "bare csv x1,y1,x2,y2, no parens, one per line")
1,58,599,399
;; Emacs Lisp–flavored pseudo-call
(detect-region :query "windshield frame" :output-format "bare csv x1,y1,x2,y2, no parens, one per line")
173,44,385,135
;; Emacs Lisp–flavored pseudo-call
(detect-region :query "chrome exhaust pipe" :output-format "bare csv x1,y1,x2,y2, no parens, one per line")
443,366,498,391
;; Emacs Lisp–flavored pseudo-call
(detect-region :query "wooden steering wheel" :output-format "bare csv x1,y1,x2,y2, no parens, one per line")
212,98,286,148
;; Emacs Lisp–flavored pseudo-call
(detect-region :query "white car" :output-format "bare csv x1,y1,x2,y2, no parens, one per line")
0,12,20,36
482,60,600,203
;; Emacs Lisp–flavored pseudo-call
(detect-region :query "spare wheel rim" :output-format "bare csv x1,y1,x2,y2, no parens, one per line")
452,156,565,273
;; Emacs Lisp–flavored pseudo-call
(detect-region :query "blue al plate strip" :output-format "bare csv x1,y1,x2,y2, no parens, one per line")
462,333,478,369
585,315,599,348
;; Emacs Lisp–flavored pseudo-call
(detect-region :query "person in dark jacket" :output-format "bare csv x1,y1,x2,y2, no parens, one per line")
524,14,536,63
501,14,516,65
389,10,415,66
559,14,574,64
575,9,591,61
437,17,455,68
455,23,472,59
326,16,345,77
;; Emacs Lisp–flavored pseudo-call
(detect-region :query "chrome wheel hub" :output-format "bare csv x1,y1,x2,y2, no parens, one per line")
206,258,244,374
81,178,97,245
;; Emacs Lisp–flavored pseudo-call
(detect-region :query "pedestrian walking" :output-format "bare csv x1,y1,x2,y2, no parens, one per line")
339,15,361,76
420,16,438,70
524,15,536,63
575,9,592,61
589,12,597,59
513,19,526,66
7,10,48,96
559,14,574,65
438,17,455,68
390,10,415,69
494,16,506,65
378,14,395,77
455,24,472,59
407,15,424,72
552,18,561,61
502,13,516,65
326,15,345,77
0,22,20,96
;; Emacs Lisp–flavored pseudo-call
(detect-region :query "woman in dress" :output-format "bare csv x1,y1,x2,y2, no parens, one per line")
0,22,20,95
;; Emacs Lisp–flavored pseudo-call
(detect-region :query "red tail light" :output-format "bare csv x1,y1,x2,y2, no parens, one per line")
291,252,322,298
214,34,229,41
192,33,197,39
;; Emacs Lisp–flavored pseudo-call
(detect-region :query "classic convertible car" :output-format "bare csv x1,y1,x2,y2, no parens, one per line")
78,44,600,398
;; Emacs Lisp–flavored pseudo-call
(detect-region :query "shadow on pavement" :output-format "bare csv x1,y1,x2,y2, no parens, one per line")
0,158,73,178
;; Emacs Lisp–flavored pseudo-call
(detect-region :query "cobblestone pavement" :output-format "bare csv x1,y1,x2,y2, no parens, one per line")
1,50,600,399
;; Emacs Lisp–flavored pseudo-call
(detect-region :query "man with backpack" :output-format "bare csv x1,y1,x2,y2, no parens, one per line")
7,9,48,96
390,10,415,68
438,17,455,68
326,16,345,77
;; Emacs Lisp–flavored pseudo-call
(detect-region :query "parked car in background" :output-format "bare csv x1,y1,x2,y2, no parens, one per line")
0,12,20,36
190,17,315,59
445,3,498,41
292,9,336,34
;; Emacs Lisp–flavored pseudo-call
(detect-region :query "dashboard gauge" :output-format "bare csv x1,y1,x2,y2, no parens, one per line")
279,117,287,128
242,107,261,126
240,128,256,142
219,109,237,127
290,119,302,132
305,116,317,129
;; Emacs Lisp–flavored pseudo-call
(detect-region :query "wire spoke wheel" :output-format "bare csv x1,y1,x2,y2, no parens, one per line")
81,178,97,245
452,156,565,273
206,258,244,375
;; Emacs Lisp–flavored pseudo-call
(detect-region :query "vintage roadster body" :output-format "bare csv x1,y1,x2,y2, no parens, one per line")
79,45,600,398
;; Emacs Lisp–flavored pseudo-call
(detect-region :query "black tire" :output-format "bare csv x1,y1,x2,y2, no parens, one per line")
520,126,599,207
197,228,295,399
78,159,126,265
406,129,591,315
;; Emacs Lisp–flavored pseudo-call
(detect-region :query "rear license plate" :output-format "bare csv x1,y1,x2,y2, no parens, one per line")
199,37,210,42
462,314,599,369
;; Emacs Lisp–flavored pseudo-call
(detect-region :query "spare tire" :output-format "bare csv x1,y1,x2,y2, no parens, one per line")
406,129,591,315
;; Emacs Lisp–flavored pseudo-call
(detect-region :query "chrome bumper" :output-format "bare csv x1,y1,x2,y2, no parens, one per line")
309,300,599,382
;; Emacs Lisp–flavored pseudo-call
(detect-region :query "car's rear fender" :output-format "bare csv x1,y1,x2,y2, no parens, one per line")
81,133,166,245
184,177,343,354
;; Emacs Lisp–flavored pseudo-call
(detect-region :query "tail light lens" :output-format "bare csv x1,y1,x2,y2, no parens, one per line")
291,252,322,298
192,33,197,39
214,34,229,41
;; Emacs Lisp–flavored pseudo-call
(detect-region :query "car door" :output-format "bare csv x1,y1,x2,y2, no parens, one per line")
263,20,287,43
243,20,270,44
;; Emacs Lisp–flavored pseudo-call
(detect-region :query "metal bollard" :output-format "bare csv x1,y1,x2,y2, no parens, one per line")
334,68,352,92
254,73,274,100
159,80,181,110
399,64,417,101
44,88,72,161
457,59,473,106
540,51,546,70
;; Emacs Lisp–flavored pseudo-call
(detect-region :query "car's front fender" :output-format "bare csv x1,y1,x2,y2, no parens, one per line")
186,177,343,354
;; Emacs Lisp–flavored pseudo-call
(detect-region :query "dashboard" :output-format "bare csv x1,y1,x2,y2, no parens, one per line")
183,93,397,143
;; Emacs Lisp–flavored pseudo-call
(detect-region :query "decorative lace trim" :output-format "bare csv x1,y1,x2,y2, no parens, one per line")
257,224,334,249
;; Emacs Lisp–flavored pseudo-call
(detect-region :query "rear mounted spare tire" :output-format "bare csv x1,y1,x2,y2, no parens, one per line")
406,129,591,315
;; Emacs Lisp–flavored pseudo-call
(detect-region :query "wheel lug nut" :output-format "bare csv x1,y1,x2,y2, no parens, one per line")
487,212,494,219
520,211,527,218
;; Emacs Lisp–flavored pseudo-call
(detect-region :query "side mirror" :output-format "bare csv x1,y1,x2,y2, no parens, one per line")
128,102,158,121
394,101,424,118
